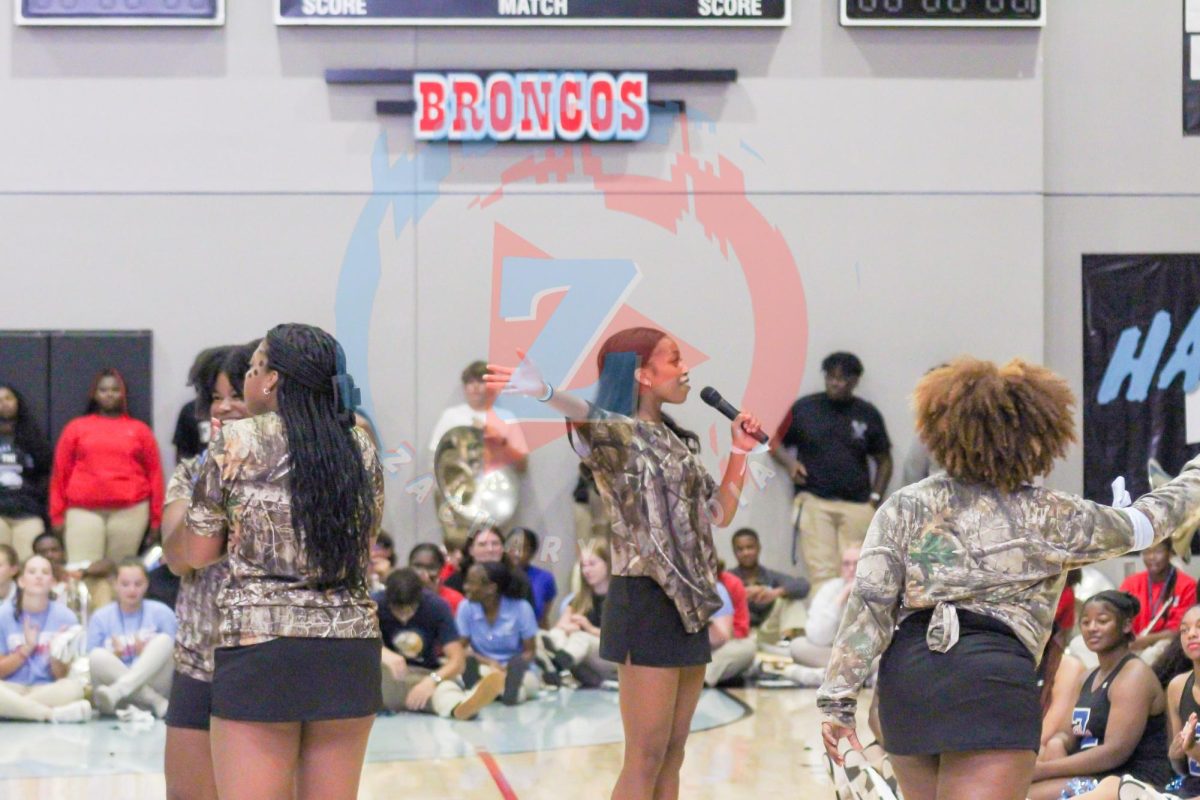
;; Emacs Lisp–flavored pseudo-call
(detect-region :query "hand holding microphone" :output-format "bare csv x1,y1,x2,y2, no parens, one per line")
699,387,767,451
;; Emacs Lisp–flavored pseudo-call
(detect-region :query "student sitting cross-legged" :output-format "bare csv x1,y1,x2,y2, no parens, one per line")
377,568,504,720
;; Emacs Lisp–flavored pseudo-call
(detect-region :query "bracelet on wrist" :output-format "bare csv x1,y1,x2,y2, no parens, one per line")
430,673,444,685
537,382,555,402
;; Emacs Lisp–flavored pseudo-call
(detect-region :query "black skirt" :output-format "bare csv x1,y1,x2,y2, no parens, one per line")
600,575,711,668
212,637,382,723
877,608,1041,755
164,670,213,731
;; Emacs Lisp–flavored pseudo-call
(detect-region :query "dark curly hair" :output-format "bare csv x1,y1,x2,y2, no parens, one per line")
913,357,1076,493
0,382,51,505
1153,603,1200,688
265,324,378,591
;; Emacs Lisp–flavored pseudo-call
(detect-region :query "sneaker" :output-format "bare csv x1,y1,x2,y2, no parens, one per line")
92,685,121,717
50,700,94,724
1118,776,1179,800
599,679,620,691
453,670,506,721
781,665,824,687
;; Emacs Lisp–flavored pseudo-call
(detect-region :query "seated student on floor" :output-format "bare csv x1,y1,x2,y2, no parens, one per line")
457,560,540,706
0,555,91,723
409,542,464,614
0,545,18,605
444,527,532,607
376,568,504,720
1029,591,1174,800
506,527,557,627
369,530,397,594
542,538,616,688
729,528,810,642
706,576,757,688
1120,541,1198,665
777,546,861,687
87,557,177,718
32,530,113,612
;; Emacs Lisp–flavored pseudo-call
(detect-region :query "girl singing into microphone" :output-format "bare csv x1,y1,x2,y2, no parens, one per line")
487,327,762,800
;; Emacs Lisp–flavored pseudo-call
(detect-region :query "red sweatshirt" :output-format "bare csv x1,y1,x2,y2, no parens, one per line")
49,414,164,528
718,571,751,639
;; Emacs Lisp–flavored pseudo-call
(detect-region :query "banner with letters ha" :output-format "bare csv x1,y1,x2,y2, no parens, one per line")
1083,255,1200,501
277,0,788,26
18,0,223,25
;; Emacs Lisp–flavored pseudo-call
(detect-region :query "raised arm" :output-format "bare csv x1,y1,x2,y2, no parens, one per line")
486,349,590,422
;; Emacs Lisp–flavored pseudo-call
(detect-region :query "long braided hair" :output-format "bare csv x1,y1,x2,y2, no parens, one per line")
265,324,377,591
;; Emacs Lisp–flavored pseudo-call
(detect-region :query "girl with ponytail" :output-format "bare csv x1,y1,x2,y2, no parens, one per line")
181,324,384,800
487,327,764,799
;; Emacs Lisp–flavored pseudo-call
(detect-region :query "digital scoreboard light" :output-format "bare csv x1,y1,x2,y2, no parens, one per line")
840,0,1044,28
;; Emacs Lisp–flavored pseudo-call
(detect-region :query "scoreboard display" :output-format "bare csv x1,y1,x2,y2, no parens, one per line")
277,0,789,26
841,0,1044,27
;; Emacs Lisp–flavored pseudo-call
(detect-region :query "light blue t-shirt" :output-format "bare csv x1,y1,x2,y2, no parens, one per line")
714,583,733,619
456,595,538,664
0,600,79,685
87,600,177,666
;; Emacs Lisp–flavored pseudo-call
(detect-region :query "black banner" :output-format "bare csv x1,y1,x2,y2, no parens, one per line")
1083,255,1200,501
278,0,788,25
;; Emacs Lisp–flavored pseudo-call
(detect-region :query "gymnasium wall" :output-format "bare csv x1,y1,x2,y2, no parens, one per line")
0,2,1047,583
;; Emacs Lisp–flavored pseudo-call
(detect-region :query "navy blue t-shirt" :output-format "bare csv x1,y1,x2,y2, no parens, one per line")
777,393,890,502
373,589,458,671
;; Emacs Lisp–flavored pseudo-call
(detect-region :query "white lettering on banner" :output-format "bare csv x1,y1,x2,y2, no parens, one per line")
698,0,763,16
498,0,568,15
302,0,367,15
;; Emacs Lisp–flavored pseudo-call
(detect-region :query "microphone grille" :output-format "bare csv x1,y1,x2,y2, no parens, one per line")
699,386,721,407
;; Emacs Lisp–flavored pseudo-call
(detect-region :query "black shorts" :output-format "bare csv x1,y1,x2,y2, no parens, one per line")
877,609,1041,755
164,670,213,731
212,637,382,723
600,576,711,668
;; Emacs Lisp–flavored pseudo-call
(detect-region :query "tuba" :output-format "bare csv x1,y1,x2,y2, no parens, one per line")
434,425,519,538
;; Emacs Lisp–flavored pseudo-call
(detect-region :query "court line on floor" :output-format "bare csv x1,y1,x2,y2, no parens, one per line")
476,747,519,800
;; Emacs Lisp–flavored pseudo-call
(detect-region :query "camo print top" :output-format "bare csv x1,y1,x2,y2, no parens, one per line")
817,457,1200,728
571,406,722,635
166,455,229,681
186,413,385,647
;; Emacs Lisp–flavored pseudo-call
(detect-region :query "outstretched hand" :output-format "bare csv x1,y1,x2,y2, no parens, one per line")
486,349,547,399
821,721,863,765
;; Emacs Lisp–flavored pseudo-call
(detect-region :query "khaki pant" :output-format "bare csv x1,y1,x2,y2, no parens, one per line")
380,665,468,718
544,628,618,683
572,490,611,544
64,501,149,563
89,633,174,714
797,493,875,592
789,637,833,669
705,637,757,688
754,598,809,645
0,516,45,560
0,678,85,721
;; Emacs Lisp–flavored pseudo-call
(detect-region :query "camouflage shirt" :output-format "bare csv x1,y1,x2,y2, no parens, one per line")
166,455,228,681
185,413,385,647
817,457,1200,728
572,406,722,634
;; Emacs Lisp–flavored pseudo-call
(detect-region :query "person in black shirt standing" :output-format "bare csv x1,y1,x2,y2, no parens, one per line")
376,568,504,721
0,383,52,560
770,352,892,592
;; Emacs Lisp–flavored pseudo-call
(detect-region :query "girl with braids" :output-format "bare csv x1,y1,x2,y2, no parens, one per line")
1030,591,1171,798
0,383,52,559
817,357,1200,800
161,341,253,800
180,324,384,800
487,327,764,800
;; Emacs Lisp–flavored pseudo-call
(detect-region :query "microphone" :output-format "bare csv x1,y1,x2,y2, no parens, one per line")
699,386,769,444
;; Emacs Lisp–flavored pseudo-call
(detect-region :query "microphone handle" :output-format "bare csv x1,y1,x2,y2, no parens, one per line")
714,397,769,444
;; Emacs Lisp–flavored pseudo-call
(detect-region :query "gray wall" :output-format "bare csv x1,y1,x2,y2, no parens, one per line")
1,3,1048,586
